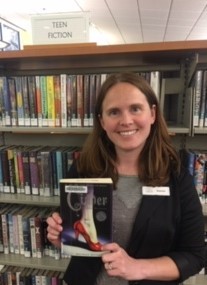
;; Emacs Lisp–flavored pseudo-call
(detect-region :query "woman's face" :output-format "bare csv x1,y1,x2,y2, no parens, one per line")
100,82,156,154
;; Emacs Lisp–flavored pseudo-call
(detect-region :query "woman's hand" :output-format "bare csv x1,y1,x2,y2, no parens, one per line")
46,212,63,248
101,242,139,281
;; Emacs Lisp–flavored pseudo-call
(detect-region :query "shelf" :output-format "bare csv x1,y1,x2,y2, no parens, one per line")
1,40,207,75
0,193,60,207
0,126,190,135
0,254,68,272
0,126,92,135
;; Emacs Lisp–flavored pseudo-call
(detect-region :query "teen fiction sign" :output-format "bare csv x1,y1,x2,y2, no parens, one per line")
31,13,89,44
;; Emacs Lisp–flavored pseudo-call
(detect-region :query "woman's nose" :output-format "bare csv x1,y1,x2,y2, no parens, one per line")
119,112,133,125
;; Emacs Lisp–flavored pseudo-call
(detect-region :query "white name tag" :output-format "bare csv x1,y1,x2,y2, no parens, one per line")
142,186,170,196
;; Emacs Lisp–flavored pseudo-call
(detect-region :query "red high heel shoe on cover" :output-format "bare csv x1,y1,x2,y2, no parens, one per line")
73,220,102,251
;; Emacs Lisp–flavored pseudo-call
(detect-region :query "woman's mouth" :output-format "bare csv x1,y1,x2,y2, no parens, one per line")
119,130,137,136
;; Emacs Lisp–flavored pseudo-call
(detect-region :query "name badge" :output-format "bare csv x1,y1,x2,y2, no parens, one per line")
142,186,170,196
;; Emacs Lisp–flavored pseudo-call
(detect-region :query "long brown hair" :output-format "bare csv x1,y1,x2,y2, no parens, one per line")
77,72,180,186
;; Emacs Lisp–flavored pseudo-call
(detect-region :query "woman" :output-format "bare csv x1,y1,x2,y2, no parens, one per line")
47,72,205,285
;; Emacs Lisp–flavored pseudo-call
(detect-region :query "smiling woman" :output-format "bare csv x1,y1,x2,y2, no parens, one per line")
47,72,205,285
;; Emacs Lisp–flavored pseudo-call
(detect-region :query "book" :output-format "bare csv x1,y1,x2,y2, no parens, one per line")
14,76,25,126
193,70,203,127
7,77,18,126
35,75,43,127
76,74,84,127
60,177,113,257
21,76,31,126
60,74,67,127
46,75,55,127
53,75,61,127
27,76,38,126
0,76,11,126
40,75,48,127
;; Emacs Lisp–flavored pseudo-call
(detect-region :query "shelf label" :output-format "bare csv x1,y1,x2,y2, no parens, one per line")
31,12,90,45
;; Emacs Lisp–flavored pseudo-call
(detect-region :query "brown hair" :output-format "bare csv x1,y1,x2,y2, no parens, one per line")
77,72,180,186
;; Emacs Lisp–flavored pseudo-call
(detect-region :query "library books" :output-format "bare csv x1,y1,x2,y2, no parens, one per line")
0,71,161,128
60,177,113,257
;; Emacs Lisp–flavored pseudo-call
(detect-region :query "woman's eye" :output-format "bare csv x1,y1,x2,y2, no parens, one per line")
109,109,119,116
131,106,140,113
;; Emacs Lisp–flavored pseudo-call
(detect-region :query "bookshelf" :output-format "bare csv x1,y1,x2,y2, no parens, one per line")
0,41,207,282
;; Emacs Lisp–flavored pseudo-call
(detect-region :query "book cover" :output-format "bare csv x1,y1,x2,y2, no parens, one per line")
60,177,113,257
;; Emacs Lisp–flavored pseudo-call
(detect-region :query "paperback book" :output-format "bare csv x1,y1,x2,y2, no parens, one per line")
60,178,113,257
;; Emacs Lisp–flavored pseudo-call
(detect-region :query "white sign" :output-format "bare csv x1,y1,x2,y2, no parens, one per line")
31,13,90,45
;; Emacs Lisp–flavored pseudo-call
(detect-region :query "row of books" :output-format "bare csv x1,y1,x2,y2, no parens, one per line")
0,265,66,285
0,204,60,259
0,71,160,128
180,148,207,201
0,145,80,196
192,69,207,128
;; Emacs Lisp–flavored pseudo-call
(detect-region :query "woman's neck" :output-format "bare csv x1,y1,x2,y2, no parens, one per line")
116,153,139,176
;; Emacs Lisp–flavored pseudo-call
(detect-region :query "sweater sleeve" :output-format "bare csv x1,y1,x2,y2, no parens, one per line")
168,169,205,282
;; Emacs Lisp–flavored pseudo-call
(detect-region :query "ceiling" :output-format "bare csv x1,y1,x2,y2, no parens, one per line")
0,0,207,45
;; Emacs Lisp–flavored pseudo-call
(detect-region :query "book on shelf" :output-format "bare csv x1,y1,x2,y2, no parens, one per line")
193,70,203,127
0,76,11,126
76,74,84,127
46,75,56,127
83,74,90,127
7,77,18,127
69,74,77,127
150,71,161,100
14,76,25,127
35,75,43,127
27,76,38,127
21,76,31,127
60,177,113,257
60,74,67,128
53,75,61,127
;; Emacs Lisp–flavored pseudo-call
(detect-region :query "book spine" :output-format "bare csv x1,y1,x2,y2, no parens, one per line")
47,75,55,127
41,151,54,197
1,212,9,254
83,74,90,127
14,76,25,126
13,148,21,194
76,74,84,127
0,76,11,126
7,212,15,254
22,148,31,195
29,148,40,196
7,147,16,194
193,70,203,127
1,147,11,193
53,75,61,127
60,74,67,127
16,149,25,194
21,76,31,126
70,75,77,127
27,76,38,126
12,213,20,254
89,74,96,127
35,75,43,127
7,77,18,126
